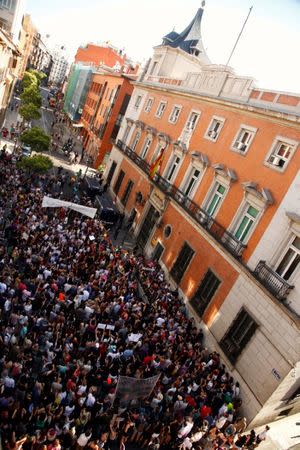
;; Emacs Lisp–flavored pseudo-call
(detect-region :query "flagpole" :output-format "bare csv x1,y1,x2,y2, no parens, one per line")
225,6,253,67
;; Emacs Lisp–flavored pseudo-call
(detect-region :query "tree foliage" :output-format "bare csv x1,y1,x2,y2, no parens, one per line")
20,85,42,108
20,127,50,152
17,154,53,173
19,103,41,121
21,71,37,90
28,69,46,85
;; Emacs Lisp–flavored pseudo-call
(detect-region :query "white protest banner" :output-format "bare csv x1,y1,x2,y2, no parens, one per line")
128,333,143,343
115,374,160,401
96,324,115,331
42,196,97,219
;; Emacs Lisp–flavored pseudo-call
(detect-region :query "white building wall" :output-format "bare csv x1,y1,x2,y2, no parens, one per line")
248,170,300,315
203,271,300,422
146,46,207,81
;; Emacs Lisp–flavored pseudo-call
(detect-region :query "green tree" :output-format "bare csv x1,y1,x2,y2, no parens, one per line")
20,84,42,108
19,103,41,121
20,127,50,152
28,69,46,85
17,154,53,173
21,71,38,90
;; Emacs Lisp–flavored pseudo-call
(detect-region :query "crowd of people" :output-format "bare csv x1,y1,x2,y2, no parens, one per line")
0,154,270,449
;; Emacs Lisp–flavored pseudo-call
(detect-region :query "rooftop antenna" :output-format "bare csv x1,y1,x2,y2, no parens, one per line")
225,6,253,67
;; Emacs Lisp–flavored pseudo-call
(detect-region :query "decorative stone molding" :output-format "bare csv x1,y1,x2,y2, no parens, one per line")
191,151,209,167
242,182,274,206
286,212,300,225
145,125,157,136
158,132,171,144
135,120,145,130
212,164,238,184
172,140,188,154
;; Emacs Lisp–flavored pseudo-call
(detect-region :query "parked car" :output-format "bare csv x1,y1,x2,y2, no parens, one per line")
21,145,32,157
95,195,119,227
84,176,102,199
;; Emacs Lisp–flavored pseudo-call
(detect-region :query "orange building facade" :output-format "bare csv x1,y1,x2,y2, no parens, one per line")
75,43,140,76
81,70,134,167
104,8,300,430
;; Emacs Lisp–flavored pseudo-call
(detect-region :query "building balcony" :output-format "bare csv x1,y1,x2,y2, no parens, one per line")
253,260,294,301
115,139,246,259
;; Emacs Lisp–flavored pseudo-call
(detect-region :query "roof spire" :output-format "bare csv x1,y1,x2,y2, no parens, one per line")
162,7,210,64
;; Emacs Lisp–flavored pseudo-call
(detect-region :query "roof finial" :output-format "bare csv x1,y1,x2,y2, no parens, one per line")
201,1,206,8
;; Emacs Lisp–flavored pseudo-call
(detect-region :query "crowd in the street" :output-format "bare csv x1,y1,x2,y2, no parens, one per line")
0,153,270,449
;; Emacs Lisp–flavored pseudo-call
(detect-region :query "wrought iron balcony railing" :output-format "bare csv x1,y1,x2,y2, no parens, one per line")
116,139,246,259
253,260,294,301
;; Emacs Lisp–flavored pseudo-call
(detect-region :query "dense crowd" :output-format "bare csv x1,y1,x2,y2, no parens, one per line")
0,151,269,449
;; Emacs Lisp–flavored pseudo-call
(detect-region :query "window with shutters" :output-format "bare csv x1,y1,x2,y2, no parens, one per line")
134,95,142,109
155,101,167,118
231,125,257,154
113,170,125,195
165,154,181,183
0,0,12,9
191,269,221,316
205,183,227,217
169,105,182,124
182,167,201,198
123,125,131,144
276,236,300,281
170,242,195,283
220,308,258,364
144,98,154,113
131,130,141,151
205,116,225,141
121,180,134,206
265,136,298,172
140,136,152,159
234,204,259,243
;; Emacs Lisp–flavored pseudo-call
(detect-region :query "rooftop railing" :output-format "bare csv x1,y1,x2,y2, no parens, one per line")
253,261,294,301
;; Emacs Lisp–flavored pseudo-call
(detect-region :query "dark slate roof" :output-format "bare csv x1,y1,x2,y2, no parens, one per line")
163,31,180,43
162,8,208,59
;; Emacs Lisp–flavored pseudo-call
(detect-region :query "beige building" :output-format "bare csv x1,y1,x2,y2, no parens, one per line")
0,26,20,125
16,14,36,79
0,0,24,42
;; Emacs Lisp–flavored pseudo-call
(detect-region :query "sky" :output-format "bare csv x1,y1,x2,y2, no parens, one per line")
25,0,300,93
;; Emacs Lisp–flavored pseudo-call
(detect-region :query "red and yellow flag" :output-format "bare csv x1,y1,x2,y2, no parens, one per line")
149,148,165,179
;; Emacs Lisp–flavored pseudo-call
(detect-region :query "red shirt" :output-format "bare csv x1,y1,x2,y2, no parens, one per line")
201,405,212,418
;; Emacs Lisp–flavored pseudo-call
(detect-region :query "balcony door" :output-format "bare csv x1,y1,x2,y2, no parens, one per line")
137,205,158,247
106,161,117,186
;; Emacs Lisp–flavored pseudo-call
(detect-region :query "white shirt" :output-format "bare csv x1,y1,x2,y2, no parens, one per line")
77,432,91,446
156,317,165,327
178,421,194,438
4,376,15,388
43,269,52,280
86,392,96,407
0,282,7,293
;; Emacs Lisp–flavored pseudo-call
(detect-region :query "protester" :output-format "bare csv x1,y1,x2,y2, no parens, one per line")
0,155,266,450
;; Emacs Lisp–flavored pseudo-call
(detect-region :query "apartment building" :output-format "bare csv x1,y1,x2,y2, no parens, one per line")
103,6,300,433
81,69,134,167
75,42,139,76
63,64,93,122
0,0,24,42
49,51,69,86
0,26,20,125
